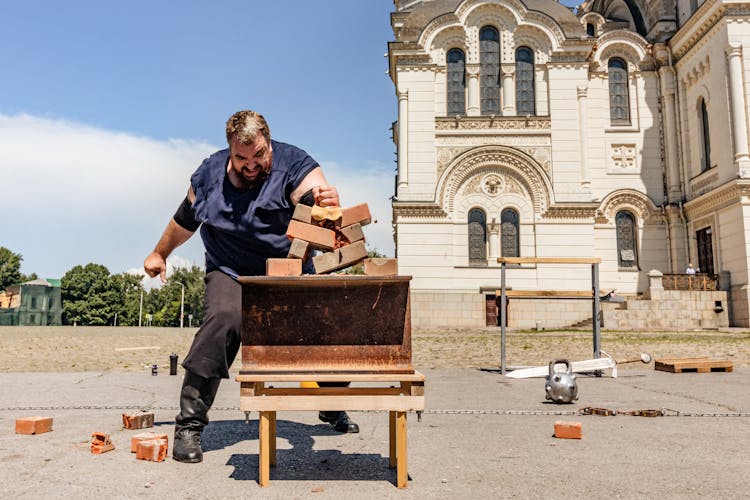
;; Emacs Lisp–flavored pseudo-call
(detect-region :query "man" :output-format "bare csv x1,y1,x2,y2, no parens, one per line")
144,110,359,464
686,263,696,275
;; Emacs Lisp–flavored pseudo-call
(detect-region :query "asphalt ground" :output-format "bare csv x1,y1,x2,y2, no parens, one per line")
1,366,748,499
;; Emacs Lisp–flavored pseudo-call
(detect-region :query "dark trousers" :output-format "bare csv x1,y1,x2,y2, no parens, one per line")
183,270,347,389
183,271,242,379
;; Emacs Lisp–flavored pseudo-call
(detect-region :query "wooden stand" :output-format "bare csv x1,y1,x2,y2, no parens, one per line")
236,371,425,488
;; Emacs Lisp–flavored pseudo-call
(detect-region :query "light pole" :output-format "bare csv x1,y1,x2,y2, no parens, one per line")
178,282,185,328
138,290,143,327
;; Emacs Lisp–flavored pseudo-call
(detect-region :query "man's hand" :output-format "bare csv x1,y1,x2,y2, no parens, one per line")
313,185,339,207
144,251,168,283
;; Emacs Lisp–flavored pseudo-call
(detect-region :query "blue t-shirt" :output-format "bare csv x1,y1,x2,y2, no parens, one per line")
190,140,317,276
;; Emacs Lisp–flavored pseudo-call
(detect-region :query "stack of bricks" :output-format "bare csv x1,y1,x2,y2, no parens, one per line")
268,203,373,276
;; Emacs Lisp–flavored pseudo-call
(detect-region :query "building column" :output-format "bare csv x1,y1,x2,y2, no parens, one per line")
501,64,515,115
397,89,408,189
659,64,682,202
466,64,480,116
726,44,750,176
577,85,590,188
488,218,500,260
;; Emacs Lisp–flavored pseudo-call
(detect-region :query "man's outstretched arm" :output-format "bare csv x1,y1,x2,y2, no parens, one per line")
144,187,198,283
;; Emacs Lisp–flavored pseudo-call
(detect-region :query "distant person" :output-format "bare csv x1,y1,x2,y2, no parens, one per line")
144,110,359,464
686,263,696,275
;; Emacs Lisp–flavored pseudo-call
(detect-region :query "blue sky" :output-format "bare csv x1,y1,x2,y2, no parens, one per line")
1,0,581,283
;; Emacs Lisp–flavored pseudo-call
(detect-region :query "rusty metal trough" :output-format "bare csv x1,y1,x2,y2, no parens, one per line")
238,275,413,374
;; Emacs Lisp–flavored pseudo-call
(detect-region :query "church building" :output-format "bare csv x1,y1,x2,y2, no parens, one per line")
388,0,750,328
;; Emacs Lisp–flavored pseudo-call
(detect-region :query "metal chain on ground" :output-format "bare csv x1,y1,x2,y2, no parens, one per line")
1,406,748,417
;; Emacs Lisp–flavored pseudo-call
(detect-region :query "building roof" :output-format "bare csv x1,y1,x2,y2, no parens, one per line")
23,278,53,287
394,0,585,41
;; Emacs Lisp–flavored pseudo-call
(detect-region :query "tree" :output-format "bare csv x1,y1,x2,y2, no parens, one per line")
0,247,23,290
110,272,145,326
61,264,116,325
142,265,205,327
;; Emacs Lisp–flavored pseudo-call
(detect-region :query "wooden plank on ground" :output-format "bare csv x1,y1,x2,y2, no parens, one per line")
655,357,733,373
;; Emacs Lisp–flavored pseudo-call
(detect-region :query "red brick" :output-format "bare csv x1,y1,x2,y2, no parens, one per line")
364,258,398,276
554,421,582,439
313,249,341,274
122,410,154,430
291,203,312,224
286,220,336,250
339,223,364,243
136,438,168,462
15,416,53,435
341,203,372,227
266,258,302,276
91,432,115,454
287,238,309,260
131,432,169,453
339,240,368,266
313,241,368,274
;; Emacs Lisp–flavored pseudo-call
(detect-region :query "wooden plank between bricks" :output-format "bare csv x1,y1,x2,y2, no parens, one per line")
240,395,425,412
236,371,425,383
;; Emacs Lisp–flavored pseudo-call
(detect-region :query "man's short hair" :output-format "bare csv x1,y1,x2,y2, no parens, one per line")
226,110,271,145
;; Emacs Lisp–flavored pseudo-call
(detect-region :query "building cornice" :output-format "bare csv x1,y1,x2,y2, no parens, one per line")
435,115,551,131
392,201,447,219
670,0,750,61
683,178,750,219
542,203,599,220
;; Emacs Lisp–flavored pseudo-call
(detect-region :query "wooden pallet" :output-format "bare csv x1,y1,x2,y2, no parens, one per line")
655,357,733,373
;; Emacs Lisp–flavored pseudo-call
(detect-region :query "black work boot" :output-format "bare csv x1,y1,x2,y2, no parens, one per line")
173,371,221,463
319,411,360,433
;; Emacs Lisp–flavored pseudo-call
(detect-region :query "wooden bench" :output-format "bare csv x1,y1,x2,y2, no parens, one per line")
236,371,426,488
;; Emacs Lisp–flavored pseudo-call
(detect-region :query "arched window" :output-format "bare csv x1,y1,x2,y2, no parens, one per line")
515,47,535,115
609,58,630,123
447,48,466,116
586,23,596,37
468,208,487,265
501,208,519,257
479,26,500,115
615,211,638,268
699,98,711,171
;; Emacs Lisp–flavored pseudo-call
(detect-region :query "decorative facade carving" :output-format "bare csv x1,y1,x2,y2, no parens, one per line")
439,145,551,216
435,116,551,130
543,204,599,220
392,202,447,219
598,190,657,224
609,144,638,172
681,55,711,89
480,173,506,195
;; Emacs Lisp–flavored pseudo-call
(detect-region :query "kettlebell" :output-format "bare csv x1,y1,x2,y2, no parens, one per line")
545,359,578,404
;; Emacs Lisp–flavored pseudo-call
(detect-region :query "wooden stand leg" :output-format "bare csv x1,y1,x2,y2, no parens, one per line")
269,411,277,467
397,411,407,488
389,411,397,469
259,411,271,487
